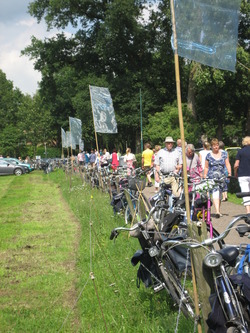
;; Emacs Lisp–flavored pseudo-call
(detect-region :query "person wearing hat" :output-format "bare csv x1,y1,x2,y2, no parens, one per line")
154,136,183,196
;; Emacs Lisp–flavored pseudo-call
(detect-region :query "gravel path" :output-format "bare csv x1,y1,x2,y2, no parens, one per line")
143,186,249,246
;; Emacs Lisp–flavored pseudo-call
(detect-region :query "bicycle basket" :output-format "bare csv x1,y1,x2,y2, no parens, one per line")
128,177,146,191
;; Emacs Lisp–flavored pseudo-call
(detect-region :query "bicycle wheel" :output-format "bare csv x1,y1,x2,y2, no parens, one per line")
158,255,196,319
124,199,141,225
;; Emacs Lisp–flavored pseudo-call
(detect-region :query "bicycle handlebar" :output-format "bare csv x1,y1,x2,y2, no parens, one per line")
109,205,160,240
161,214,250,250
236,192,250,198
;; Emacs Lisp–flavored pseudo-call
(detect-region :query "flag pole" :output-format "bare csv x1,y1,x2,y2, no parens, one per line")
69,118,74,172
140,88,143,152
89,85,99,152
61,129,64,158
170,1,202,331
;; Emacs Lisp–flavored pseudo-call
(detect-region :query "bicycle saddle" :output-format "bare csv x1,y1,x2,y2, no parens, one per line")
218,246,239,267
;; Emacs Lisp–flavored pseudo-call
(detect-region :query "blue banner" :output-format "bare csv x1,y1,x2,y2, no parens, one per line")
173,0,241,72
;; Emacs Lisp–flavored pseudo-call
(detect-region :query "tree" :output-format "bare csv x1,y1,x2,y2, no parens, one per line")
20,0,249,151
144,103,200,146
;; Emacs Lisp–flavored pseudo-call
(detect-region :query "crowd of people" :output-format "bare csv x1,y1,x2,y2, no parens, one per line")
76,135,250,216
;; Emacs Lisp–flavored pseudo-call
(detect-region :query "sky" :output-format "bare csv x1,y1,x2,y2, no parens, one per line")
0,1,156,96
0,0,71,95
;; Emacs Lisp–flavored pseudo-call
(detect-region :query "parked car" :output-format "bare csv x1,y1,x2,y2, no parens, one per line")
4,158,34,172
0,159,27,176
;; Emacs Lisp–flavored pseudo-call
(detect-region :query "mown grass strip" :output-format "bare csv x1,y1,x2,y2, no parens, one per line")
0,171,80,332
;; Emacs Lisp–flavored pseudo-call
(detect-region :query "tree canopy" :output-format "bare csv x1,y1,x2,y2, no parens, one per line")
1,0,249,157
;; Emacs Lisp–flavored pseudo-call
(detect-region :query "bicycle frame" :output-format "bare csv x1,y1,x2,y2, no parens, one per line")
204,249,248,332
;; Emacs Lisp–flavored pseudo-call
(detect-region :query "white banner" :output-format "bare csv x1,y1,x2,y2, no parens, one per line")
79,138,84,151
66,131,76,149
69,117,82,146
61,128,67,148
89,85,118,134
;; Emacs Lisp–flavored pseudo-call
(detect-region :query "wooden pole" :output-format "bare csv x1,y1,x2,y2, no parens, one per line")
170,1,202,332
69,118,74,174
89,85,99,152
140,88,143,152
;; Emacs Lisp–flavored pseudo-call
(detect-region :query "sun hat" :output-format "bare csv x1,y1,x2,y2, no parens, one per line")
164,136,175,143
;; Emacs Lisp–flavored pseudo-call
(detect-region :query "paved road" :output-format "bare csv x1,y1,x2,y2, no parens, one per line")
143,186,249,246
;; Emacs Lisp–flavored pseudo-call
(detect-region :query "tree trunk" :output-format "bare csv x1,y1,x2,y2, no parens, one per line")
187,62,198,119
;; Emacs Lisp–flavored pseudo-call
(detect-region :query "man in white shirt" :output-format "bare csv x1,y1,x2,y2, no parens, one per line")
155,136,183,196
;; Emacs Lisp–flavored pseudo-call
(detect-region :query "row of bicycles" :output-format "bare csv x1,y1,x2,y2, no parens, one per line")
80,163,250,332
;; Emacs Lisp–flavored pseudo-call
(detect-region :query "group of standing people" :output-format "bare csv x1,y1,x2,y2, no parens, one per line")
76,135,250,216
142,135,250,218
77,147,136,173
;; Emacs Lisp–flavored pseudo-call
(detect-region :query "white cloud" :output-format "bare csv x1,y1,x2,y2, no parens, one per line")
0,1,65,95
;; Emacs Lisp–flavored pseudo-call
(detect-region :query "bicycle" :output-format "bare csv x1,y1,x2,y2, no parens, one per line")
160,213,250,332
110,204,196,320
189,177,227,249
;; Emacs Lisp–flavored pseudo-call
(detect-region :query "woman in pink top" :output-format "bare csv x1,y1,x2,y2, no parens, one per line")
111,148,119,171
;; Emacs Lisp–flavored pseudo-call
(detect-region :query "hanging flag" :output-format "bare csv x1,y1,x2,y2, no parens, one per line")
61,128,67,148
172,0,241,72
79,139,84,151
69,117,82,146
89,85,118,133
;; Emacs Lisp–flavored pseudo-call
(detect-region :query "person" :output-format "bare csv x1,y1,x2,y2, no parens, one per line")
154,136,183,197
175,139,182,154
141,143,154,187
203,138,231,218
89,149,96,167
95,152,101,170
153,145,161,193
234,136,250,213
175,139,187,155
219,141,229,202
111,148,119,171
199,141,211,173
77,150,85,166
100,148,110,167
185,144,203,185
85,151,90,165
123,148,136,175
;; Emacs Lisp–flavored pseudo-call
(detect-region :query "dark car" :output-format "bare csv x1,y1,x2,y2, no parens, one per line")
0,159,27,176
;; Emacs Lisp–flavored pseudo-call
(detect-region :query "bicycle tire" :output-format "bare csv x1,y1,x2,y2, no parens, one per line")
158,257,196,319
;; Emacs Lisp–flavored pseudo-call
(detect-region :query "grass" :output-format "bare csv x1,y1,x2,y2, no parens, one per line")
0,170,201,332
0,171,80,332
228,192,243,205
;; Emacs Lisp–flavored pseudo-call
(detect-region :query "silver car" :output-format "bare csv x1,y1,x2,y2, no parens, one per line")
0,159,27,176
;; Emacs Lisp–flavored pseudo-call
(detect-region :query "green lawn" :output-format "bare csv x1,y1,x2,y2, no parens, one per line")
0,170,196,332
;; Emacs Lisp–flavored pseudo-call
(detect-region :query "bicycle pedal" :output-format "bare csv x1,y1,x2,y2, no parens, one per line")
153,283,165,293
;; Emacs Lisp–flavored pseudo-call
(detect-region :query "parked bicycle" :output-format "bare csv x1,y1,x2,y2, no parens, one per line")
160,213,250,333
110,204,196,320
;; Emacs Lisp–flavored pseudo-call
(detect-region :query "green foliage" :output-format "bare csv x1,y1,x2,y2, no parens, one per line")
1,1,249,155
144,103,200,147
135,153,142,167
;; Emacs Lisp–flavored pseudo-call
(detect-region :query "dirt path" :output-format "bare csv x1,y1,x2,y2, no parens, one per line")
143,186,249,246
